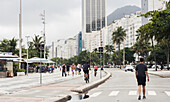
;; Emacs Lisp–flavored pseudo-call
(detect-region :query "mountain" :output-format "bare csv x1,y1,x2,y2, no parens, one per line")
107,5,141,25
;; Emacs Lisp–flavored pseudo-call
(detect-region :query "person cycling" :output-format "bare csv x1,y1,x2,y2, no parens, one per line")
94,65,98,77
83,62,90,83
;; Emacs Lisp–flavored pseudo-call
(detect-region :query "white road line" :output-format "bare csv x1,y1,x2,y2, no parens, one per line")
165,91,170,96
148,91,156,96
109,91,119,96
25,90,41,95
128,91,137,95
90,92,102,97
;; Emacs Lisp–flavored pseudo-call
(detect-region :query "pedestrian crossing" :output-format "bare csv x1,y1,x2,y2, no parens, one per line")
148,91,157,95
88,91,170,97
128,91,137,95
108,91,119,96
165,91,170,96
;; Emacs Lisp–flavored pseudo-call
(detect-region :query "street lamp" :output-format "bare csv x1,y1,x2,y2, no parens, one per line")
40,10,46,59
19,0,22,69
25,36,30,76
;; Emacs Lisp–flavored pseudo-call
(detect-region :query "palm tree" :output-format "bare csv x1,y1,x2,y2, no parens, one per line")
132,40,150,60
9,38,18,55
32,35,44,49
0,38,18,55
105,45,114,64
137,23,158,70
112,26,126,68
32,35,44,58
0,39,10,52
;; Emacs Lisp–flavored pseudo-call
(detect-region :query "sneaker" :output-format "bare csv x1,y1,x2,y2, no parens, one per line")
138,96,141,100
143,96,146,99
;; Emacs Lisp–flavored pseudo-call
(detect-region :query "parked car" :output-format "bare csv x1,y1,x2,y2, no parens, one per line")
104,65,109,68
147,65,152,68
152,65,161,69
164,64,170,70
125,65,134,72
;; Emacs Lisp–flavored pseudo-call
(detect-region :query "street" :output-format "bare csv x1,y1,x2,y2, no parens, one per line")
80,68,170,102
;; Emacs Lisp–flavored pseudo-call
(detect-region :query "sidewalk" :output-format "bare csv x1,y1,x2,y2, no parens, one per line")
0,69,107,102
148,69,170,78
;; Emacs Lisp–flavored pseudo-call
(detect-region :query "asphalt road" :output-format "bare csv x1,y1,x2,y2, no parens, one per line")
79,68,170,102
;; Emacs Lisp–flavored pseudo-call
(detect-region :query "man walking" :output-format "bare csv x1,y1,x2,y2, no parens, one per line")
62,64,67,77
83,62,90,83
135,57,149,100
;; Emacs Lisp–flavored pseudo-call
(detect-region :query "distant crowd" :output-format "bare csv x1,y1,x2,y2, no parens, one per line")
58,64,83,77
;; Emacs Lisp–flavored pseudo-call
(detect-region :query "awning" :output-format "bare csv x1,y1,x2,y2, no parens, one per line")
26,57,55,64
0,55,21,61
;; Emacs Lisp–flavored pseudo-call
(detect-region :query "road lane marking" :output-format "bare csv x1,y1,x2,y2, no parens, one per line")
109,91,119,96
128,91,137,95
148,91,156,95
25,90,41,95
90,92,102,97
165,91,170,96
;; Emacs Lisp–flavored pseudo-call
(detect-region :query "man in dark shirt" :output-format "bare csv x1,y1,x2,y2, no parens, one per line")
83,62,90,82
62,64,67,77
83,62,90,75
135,57,149,100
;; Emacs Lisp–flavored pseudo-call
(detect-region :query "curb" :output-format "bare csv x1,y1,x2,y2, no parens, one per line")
52,70,111,102
45,95,71,102
149,72,170,78
71,70,111,93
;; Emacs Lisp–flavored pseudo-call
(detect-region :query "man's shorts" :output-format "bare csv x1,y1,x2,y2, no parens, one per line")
83,70,89,74
137,76,146,86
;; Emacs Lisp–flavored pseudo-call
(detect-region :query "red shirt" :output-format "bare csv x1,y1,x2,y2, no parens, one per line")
94,66,98,70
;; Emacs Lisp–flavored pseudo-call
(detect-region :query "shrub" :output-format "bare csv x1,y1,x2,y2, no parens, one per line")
15,69,26,72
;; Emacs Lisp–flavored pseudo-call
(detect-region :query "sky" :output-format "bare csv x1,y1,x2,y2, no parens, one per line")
0,0,140,46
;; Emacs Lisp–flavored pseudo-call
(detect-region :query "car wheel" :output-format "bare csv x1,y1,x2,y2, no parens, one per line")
125,70,127,72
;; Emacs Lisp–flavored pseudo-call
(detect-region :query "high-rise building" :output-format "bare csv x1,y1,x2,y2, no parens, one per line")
82,0,107,51
82,0,106,33
141,0,164,25
76,32,82,55
48,42,56,59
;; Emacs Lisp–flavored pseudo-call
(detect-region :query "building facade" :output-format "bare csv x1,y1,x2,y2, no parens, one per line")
82,0,107,52
48,42,55,59
141,0,164,25
107,11,142,51
76,32,82,55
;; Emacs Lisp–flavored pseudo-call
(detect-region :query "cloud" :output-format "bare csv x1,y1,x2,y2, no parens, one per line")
0,0,140,46
0,0,81,45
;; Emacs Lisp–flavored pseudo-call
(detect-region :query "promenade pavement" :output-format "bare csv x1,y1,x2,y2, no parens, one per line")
148,68,170,78
121,67,170,78
0,68,106,102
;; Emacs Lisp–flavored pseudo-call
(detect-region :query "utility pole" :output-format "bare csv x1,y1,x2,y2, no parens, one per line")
19,0,22,69
123,41,125,65
40,43,42,84
25,36,30,75
40,10,46,59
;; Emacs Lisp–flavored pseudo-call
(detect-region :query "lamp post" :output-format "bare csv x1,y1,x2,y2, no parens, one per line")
40,43,42,84
123,41,125,65
40,10,46,59
25,36,30,76
19,0,22,69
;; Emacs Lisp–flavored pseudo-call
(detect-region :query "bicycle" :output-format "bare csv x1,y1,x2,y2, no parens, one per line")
84,72,89,83
83,70,89,83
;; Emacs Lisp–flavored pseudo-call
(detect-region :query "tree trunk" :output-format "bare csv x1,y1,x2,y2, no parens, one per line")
151,38,157,71
118,43,121,69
